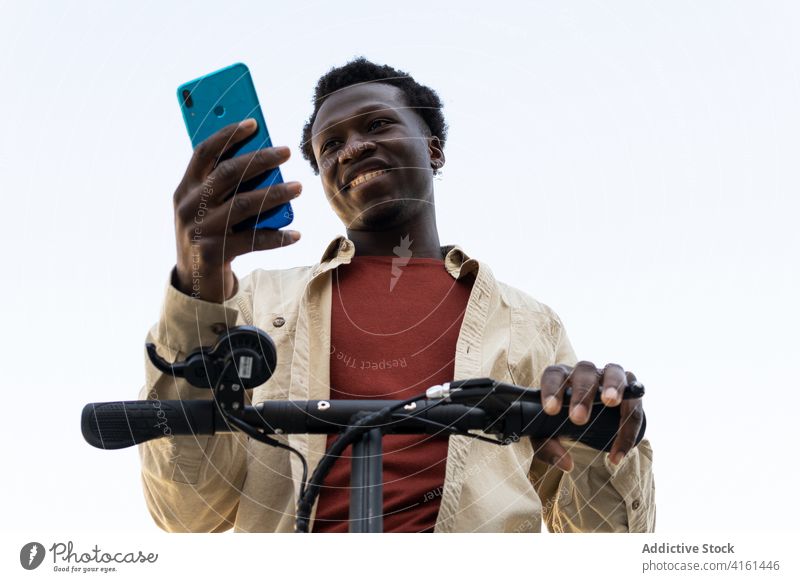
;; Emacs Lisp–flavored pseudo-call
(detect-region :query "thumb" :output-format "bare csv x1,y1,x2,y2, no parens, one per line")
533,437,573,472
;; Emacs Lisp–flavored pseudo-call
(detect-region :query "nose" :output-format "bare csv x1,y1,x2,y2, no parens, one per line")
337,134,377,165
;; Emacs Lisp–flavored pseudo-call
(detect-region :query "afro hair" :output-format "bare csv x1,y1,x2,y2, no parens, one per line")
300,57,448,174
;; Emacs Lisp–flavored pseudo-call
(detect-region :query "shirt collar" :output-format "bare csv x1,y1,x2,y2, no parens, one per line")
313,234,479,280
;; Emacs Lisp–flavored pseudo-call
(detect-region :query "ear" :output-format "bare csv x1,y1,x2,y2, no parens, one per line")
428,136,445,171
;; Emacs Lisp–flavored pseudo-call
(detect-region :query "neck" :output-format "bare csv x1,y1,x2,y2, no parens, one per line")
346,212,443,259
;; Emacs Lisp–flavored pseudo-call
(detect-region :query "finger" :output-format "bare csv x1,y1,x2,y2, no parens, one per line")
203,181,302,231
532,437,573,472
540,364,571,415
568,361,600,425
600,363,627,406
609,398,644,465
185,119,259,184
219,227,301,263
206,145,291,200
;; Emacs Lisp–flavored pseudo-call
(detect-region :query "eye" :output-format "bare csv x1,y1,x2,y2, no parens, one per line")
368,118,392,131
320,138,341,154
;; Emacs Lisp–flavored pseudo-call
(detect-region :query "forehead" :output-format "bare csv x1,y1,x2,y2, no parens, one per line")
311,83,410,138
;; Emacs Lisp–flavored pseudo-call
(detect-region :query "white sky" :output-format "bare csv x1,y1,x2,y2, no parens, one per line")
1,0,798,533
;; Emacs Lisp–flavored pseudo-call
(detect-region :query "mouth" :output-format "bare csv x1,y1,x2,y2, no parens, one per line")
344,169,389,191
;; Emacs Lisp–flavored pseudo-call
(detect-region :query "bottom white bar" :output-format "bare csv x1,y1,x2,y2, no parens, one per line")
2,531,795,581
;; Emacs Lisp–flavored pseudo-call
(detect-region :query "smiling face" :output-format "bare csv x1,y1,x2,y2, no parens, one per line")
310,83,444,230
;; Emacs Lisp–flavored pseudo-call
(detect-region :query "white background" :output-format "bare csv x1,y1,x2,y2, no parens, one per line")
1,0,798,536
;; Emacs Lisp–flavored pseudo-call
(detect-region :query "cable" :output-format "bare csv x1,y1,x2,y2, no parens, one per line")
213,360,310,500
294,392,432,533
293,388,532,532
222,412,309,499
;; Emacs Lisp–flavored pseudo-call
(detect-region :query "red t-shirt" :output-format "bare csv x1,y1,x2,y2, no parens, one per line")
312,255,474,532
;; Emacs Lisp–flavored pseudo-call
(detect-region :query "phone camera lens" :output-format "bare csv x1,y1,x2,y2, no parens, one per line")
213,105,225,117
182,90,193,108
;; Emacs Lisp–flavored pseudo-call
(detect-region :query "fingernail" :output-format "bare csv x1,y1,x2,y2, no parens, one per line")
287,182,302,196
571,404,588,424
602,388,619,404
241,118,257,129
286,230,301,242
611,451,626,465
276,145,290,156
544,396,560,414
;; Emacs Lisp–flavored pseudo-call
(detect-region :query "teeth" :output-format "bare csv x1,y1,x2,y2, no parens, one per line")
348,169,387,189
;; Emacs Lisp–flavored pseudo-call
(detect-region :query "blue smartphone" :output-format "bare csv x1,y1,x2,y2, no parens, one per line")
177,62,293,231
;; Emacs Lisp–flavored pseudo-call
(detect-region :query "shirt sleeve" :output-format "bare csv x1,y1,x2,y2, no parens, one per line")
529,312,657,533
530,438,656,532
136,267,253,532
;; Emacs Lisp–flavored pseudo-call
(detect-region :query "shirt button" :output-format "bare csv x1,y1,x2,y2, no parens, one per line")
210,322,227,335
632,499,641,511
273,316,286,328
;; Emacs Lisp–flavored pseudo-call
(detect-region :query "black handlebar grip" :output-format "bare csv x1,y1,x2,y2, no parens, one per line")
534,401,646,452
81,400,215,450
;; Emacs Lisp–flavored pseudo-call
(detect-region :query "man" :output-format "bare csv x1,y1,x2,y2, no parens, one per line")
139,57,655,533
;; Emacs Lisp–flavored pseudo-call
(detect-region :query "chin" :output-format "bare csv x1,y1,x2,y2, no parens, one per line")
352,197,422,230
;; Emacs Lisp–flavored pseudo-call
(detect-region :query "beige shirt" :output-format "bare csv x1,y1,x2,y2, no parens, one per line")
138,235,656,533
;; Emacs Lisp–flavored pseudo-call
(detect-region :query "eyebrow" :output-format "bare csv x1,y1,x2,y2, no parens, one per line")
313,103,399,142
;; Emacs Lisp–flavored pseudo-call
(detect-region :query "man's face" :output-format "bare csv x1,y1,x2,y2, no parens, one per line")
310,83,444,230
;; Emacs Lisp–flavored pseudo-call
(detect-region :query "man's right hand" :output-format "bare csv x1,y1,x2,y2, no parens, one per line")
173,118,302,303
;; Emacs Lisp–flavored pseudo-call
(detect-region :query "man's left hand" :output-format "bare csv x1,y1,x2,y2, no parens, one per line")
532,361,644,471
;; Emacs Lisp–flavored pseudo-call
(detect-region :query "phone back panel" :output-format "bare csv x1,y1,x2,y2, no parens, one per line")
177,63,293,230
